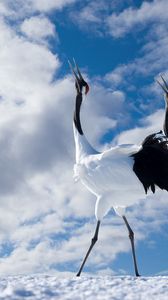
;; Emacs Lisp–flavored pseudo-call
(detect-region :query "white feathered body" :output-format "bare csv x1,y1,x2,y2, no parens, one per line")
74,126,146,220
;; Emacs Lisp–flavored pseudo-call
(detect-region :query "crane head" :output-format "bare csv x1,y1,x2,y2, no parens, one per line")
157,75,168,104
68,59,89,95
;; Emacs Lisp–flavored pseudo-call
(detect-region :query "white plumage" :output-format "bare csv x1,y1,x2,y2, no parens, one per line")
73,126,144,219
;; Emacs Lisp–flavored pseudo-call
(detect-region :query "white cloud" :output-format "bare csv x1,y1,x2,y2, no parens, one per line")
0,19,59,106
70,1,132,33
32,0,76,12
107,0,168,38
0,0,77,20
75,6,100,24
0,3,10,16
0,15,128,275
81,86,125,148
115,109,164,145
21,16,56,42
7,0,76,14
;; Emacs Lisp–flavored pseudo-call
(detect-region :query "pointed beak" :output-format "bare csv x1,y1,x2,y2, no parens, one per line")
68,59,80,91
157,75,168,96
68,59,89,95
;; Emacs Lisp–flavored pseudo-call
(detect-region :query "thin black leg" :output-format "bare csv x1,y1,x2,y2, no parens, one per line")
123,215,140,277
76,220,100,277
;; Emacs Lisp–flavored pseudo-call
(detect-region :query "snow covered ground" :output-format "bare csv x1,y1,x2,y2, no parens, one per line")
0,275,167,299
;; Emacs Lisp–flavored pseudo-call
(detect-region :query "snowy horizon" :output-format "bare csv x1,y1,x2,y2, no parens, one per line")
0,275,167,299
0,0,167,278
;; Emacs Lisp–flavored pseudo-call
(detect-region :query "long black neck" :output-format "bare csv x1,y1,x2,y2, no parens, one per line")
164,104,168,136
74,93,83,135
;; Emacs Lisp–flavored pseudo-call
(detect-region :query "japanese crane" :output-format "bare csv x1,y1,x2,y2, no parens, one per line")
69,60,168,277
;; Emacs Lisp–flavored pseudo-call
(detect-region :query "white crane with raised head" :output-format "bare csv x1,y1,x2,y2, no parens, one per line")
69,60,168,277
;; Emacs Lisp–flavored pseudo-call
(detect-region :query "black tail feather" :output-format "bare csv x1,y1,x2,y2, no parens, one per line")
132,133,168,194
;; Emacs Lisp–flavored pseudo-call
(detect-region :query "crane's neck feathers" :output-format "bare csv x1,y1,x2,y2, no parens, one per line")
74,93,83,135
73,124,98,163
73,92,99,163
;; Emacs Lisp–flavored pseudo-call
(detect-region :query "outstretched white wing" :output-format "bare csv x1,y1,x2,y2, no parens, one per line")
75,144,143,197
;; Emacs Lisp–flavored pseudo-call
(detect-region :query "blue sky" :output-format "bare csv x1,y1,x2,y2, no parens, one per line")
0,0,167,277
